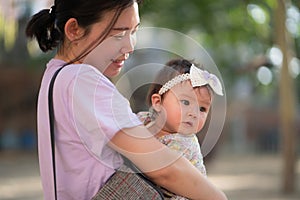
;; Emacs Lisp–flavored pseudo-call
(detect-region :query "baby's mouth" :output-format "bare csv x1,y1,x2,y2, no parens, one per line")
184,121,193,127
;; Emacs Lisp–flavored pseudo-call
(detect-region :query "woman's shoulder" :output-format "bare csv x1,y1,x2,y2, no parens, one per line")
52,62,112,87
60,62,102,77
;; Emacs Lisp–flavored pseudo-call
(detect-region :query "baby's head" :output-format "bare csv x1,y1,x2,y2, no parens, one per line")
147,59,223,135
147,59,223,105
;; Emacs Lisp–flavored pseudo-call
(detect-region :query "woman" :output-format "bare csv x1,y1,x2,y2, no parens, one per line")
26,0,227,199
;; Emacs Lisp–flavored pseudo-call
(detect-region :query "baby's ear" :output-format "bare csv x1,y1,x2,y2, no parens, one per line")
151,94,162,112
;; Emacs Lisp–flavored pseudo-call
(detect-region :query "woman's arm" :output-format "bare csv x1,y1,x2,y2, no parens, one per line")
109,125,227,200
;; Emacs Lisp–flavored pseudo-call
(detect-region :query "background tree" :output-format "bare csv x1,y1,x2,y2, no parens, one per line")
275,0,297,193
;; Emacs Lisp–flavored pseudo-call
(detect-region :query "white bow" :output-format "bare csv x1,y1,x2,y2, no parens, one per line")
190,65,223,96
158,64,223,96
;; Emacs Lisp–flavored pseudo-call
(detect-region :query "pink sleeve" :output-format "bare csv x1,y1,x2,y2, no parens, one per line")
71,65,142,158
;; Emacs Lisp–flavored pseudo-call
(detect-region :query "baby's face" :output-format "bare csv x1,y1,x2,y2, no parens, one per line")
160,80,212,135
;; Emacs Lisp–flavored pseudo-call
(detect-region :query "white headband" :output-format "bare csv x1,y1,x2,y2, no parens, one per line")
158,64,224,96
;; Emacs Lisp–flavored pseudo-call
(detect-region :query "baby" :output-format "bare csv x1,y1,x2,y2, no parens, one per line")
138,59,223,199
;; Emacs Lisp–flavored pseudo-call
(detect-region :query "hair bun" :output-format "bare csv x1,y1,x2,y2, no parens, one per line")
49,5,56,19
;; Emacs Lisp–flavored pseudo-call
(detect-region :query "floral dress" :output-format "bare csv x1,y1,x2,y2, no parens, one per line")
137,112,207,200
158,133,206,176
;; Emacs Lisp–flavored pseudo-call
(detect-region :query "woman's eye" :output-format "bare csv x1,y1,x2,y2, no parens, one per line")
113,31,126,39
180,100,190,106
131,29,137,35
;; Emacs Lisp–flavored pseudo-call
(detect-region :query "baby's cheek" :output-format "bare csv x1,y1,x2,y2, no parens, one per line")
196,122,204,132
197,116,207,131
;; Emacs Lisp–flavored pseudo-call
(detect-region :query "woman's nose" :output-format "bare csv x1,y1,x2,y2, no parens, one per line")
120,34,136,54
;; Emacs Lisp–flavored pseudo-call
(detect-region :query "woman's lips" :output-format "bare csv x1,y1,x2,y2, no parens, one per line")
112,59,125,67
112,54,129,67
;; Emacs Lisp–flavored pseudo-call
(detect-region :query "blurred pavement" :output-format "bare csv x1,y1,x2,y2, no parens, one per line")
0,151,299,200
208,152,300,200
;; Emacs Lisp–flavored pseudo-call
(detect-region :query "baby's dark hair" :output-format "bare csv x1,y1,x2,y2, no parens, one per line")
146,58,200,106
26,0,142,63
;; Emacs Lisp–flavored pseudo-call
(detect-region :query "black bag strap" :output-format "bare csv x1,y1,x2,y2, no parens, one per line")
48,67,64,200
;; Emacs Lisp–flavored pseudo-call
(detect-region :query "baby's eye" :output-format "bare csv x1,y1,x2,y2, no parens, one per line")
199,107,207,112
180,100,190,106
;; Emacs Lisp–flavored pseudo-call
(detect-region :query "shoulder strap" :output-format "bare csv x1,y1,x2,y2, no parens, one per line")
48,67,64,200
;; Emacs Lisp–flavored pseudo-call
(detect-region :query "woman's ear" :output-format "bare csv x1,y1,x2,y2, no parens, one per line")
64,18,84,42
151,94,162,112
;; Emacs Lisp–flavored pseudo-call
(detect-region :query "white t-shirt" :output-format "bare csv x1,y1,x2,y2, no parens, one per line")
37,59,142,200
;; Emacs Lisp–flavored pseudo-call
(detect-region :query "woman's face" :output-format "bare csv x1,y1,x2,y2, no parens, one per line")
83,2,140,77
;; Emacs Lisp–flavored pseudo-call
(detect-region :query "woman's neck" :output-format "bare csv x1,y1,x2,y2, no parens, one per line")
54,54,83,64
55,42,84,64
54,54,67,62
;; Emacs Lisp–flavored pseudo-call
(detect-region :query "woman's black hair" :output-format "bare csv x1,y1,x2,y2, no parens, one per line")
26,0,142,63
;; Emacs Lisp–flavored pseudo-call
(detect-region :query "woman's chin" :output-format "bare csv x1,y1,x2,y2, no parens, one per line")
104,65,123,77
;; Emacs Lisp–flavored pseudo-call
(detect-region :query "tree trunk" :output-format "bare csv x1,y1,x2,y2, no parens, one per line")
275,0,297,193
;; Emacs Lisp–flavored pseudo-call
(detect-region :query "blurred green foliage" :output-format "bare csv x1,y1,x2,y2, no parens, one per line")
139,0,300,97
0,0,299,98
